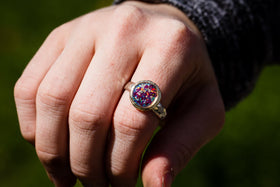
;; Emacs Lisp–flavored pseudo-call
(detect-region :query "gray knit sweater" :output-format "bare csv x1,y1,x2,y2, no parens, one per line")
114,0,280,110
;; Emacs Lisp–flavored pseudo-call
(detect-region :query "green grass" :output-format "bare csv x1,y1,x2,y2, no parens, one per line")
1,0,280,186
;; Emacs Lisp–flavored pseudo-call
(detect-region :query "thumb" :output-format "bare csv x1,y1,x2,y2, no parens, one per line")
141,85,225,187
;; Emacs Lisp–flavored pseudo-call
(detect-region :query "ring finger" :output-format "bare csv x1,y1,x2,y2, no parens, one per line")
107,23,194,186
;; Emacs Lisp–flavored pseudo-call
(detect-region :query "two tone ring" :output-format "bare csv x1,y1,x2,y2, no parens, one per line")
124,80,167,119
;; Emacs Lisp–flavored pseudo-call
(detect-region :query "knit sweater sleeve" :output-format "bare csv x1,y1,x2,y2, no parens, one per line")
114,0,280,110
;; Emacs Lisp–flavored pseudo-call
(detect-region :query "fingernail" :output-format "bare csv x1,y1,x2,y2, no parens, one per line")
162,168,174,187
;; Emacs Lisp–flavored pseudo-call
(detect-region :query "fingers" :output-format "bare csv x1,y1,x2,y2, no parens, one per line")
141,84,225,187
15,4,220,187
35,21,96,186
107,20,194,186
68,21,142,185
14,23,72,143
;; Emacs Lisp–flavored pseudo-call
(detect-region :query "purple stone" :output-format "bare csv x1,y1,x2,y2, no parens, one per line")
132,82,157,108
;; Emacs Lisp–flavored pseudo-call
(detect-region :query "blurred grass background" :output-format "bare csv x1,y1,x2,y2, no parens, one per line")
1,0,279,186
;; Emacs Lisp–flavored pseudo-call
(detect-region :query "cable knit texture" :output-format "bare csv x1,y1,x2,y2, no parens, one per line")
114,0,280,110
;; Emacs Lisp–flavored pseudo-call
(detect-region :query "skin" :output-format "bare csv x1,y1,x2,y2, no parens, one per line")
14,1,225,187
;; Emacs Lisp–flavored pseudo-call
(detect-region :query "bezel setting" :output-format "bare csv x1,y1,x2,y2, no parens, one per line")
129,80,161,111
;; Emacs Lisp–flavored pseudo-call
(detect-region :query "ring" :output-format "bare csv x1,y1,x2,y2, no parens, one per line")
124,80,167,119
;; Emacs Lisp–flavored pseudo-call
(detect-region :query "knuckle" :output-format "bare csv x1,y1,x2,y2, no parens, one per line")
45,24,69,47
114,117,143,138
113,106,157,136
108,160,138,185
114,4,144,23
114,110,144,135
77,14,94,30
69,107,106,132
150,19,193,60
72,167,107,186
112,5,145,35
48,27,61,39
167,19,191,40
36,149,65,169
47,26,64,42
37,83,70,108
71,165,92,180
71,158,107,185
158,19,191,47
71,164,99,183
110,169,137,185
14,77,37,101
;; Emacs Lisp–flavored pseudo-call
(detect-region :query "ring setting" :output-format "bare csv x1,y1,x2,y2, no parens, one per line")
125,80,167,119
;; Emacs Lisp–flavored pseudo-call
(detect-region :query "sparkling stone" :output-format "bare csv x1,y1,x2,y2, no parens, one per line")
132,82,157,108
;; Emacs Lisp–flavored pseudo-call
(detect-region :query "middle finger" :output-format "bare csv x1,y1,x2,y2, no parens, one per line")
68,32,141,186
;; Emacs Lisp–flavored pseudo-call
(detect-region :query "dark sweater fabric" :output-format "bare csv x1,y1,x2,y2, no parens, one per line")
114,0,280,110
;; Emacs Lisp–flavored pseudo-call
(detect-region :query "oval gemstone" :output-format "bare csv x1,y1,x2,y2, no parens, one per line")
132,82,157,108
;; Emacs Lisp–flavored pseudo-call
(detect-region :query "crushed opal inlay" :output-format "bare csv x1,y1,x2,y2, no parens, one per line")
132,82,157,108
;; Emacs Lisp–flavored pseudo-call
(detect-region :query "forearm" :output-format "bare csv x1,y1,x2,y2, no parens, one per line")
114,0,280,110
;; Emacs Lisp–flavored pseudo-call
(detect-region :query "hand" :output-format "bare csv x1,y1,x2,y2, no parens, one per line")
14,1,225,186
